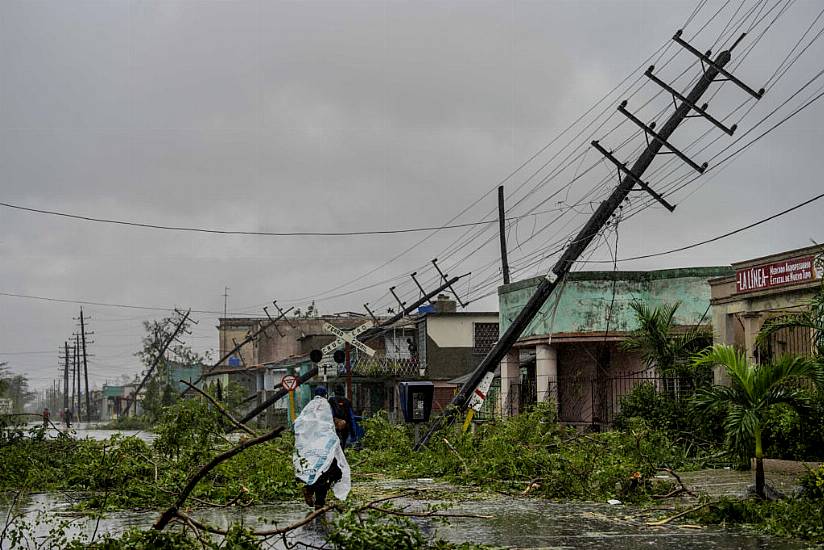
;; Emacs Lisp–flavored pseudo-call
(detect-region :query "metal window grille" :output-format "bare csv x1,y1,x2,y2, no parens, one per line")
473,322,499,355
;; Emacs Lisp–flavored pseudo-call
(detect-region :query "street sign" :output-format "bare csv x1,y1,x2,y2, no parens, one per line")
321,321,376,356
463,371,495,432
467,371,496,412
281,375,299,392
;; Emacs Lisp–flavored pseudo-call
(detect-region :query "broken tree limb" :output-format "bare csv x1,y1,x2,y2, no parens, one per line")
443,438,469,476
652,467,696,499
153,426,285,531
646,502,712,526
179,379,255,436
364,504,493,520
173,504,336,537
171,491,492,540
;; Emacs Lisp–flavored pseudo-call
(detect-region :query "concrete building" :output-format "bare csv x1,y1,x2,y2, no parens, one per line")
100,383,139,420
709,244,823,383
226,296,499,426
217,313,407,426
497,267,731,426
414,295,499,412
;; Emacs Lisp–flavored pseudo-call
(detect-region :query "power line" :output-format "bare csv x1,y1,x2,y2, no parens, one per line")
0,291,225,315
580,191,824,264
0,200,578,238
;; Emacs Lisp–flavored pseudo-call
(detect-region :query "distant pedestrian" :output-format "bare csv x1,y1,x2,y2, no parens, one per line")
42,407,50,428
63,408,73,428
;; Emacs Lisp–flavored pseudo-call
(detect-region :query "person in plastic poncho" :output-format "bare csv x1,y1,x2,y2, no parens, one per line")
293,387,351,510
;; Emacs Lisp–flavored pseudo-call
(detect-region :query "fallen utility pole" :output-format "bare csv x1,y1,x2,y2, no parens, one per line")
183,304,294,394
234,273,468,429
416,31,761,449
124,309,191,416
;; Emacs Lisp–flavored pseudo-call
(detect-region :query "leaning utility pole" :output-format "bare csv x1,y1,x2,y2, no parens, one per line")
124,309,191,416
235,273,469,429
416,30,762,449
183,304,294,394
498,185,510,285
80,308,91,422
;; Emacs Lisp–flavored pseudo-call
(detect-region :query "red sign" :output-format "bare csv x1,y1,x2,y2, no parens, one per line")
281,375,299,392
736,255,817,293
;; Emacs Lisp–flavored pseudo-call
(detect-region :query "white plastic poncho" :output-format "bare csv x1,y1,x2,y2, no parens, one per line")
292,396,351,500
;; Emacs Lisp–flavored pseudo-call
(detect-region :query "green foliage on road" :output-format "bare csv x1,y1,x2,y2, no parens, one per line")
0,399,300,510
688,496,824,543
350,404,710,502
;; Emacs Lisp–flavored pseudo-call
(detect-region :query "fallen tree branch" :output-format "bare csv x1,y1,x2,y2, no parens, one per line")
652,467,696,499
365,504,493,519
173,504,335,536
646,502,712,526
442,438,469,475
522,478,542,495
171,490,491,540
153,426,285,531
180,379,255,436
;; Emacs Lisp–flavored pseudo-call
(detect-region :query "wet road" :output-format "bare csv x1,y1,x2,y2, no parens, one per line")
0,481,810,549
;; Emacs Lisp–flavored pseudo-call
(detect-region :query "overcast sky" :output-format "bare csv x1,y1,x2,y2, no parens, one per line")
1,0,822,392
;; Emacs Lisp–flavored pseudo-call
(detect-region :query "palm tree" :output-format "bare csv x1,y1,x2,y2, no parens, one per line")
692,344,824,499
621,301,711,380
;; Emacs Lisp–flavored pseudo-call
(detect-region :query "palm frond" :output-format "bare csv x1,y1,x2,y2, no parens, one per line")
693,344,753,396
691,384,747,413
752,355,824,397
762,385,814,416
724,404,760,460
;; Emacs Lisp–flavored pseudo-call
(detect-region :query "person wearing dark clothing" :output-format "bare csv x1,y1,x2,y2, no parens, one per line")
302,458,343,509
328,394,354,449
42,408,50,428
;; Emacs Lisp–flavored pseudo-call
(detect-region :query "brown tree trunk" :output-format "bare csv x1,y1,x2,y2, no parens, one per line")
755,457,765,499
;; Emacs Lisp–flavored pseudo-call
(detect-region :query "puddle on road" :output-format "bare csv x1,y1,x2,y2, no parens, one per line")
0,482,809,549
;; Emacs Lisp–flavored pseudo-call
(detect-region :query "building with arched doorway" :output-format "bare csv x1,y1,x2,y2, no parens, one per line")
709,244,823,383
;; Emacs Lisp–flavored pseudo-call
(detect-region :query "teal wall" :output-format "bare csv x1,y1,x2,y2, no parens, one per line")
499,268,733,338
